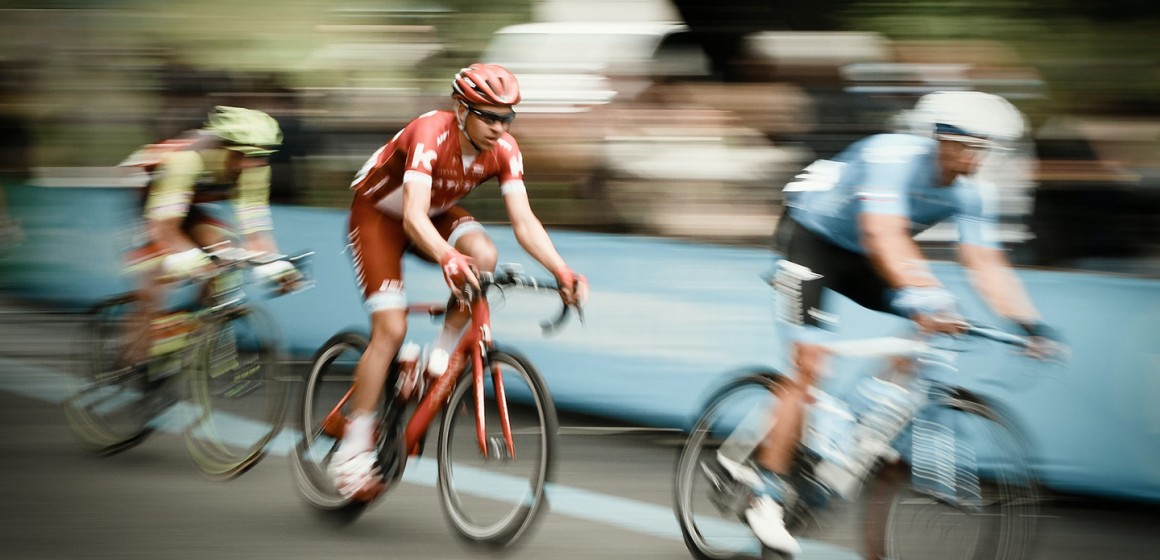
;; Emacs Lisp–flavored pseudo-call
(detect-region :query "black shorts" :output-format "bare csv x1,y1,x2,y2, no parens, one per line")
772,213,896,328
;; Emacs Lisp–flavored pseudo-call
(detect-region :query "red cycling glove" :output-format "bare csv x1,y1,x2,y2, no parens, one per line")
440,249,476,295
554,266,588,306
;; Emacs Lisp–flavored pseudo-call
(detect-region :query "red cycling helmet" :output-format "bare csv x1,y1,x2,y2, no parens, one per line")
451,63,521,106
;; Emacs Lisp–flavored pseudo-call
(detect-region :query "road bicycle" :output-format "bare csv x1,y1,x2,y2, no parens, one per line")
674,322,1044,560
291,263,577,549
64,246,311,479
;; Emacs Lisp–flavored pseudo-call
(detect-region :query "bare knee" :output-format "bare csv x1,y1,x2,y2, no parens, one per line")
792,342,829,388
457,234,497,272
367,311,407,355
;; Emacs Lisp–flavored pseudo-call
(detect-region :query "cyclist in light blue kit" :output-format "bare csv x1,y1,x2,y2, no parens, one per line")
717,91,1063,555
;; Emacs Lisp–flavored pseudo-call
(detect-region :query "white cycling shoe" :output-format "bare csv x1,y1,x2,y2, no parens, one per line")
716,453,801,555
328,449,385,502
744,495,801,555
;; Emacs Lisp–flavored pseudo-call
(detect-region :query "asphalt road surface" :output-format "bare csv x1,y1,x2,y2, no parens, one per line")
1,300,1157,560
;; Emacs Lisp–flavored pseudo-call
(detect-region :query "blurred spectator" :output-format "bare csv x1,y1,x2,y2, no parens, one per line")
152,51,234,142
0,59,32,250
229,73,309,205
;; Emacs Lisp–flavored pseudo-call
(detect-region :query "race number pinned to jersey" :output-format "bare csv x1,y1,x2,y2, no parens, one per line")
784,160,845,193
772,260,830,328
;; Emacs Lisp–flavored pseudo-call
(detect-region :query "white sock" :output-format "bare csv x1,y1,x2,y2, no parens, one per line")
337,411,376,458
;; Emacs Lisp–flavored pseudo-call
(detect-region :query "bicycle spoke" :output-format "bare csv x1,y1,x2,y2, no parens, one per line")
291,333,371,515
438,348,557,548
881,397,1038,560
674,373,782,560
184,306,286,478
63,296,155,454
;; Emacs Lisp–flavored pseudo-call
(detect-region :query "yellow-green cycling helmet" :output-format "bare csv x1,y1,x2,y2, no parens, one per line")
205,106,283,156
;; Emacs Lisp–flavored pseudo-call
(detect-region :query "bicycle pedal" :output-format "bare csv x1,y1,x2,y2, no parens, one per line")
350,477,387,503
701,460,753,516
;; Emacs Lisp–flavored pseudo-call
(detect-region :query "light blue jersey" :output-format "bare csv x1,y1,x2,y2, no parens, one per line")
783,134,1001,254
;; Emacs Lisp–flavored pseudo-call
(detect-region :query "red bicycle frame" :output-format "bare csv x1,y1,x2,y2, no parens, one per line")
323,291,516,464
403,292,514,459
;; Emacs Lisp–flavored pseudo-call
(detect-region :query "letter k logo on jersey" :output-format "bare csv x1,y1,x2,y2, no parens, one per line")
411,143,438,172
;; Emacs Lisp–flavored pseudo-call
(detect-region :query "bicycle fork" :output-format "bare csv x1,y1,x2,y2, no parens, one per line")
485,352,515,461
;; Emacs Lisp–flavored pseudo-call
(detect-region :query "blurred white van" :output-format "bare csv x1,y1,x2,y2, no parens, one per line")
480,21,709,113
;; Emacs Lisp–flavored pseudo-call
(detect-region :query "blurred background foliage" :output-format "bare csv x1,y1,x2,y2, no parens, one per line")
838,0,1160,116
1,0,1157,165
2,0,1158,268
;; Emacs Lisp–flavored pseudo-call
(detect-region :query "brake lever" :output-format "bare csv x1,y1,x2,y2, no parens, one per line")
539,304,573,337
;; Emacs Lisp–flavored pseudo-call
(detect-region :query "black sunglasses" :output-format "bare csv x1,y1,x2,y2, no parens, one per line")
466,105,516,126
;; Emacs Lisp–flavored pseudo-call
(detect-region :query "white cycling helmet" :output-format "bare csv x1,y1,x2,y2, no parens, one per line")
912,90,1026,144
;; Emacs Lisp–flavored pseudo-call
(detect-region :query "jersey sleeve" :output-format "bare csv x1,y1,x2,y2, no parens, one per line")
854,141,929,217
400,112,446,182
493,135,526,196
234,165,274,235
954,179,1002,249
144,150,203,221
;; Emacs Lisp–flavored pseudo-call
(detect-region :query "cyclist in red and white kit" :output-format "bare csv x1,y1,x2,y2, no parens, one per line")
329,63,589,500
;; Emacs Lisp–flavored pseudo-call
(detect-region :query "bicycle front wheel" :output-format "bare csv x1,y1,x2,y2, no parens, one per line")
674,370,793,560
867,389,1039,560
63,294,154,454
437,346,558,549
184,304,286,479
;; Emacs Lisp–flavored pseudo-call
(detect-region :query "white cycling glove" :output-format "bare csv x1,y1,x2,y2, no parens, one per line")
253,259,299,285
161,248,211,278
891,286,958,318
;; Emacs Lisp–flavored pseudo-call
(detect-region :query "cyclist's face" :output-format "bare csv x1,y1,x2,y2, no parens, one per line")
460,102,515,151
224,149,269,180
937,135,989,182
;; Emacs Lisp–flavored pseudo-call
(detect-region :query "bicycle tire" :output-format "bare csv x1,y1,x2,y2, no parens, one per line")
674,369,793,560
865,388,1039,560
184,304,287,479
437,346,558,549
291,331,404,524
63,294,155,454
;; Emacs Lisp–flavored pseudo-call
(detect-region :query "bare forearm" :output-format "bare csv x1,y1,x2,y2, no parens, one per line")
513,219,566,273
962,246,1039,322
404,213,453,261
859,214,939,289
402,181,453,260
148,219,198,253
242,231,280,254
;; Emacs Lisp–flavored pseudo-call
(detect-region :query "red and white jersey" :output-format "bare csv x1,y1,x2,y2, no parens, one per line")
351,110,525,217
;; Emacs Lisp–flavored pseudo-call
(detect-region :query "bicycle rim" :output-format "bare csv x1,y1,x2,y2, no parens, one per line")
437,348,557,549
290,332,374,519
63,295,154,454
876,395,1039,560
185,305,286,479
674,371,790,560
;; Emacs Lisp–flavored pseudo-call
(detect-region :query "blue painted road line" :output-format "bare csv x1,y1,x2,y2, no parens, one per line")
0,356,860,559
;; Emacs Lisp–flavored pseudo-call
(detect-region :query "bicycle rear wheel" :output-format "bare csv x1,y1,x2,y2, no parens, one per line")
674,370,794,560
63,294,155,454
291,332,403,523
184,304,286,479
866,389,1039,560
437,346,558,549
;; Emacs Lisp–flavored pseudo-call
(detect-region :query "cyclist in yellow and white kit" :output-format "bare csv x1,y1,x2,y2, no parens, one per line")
119,106,300,374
